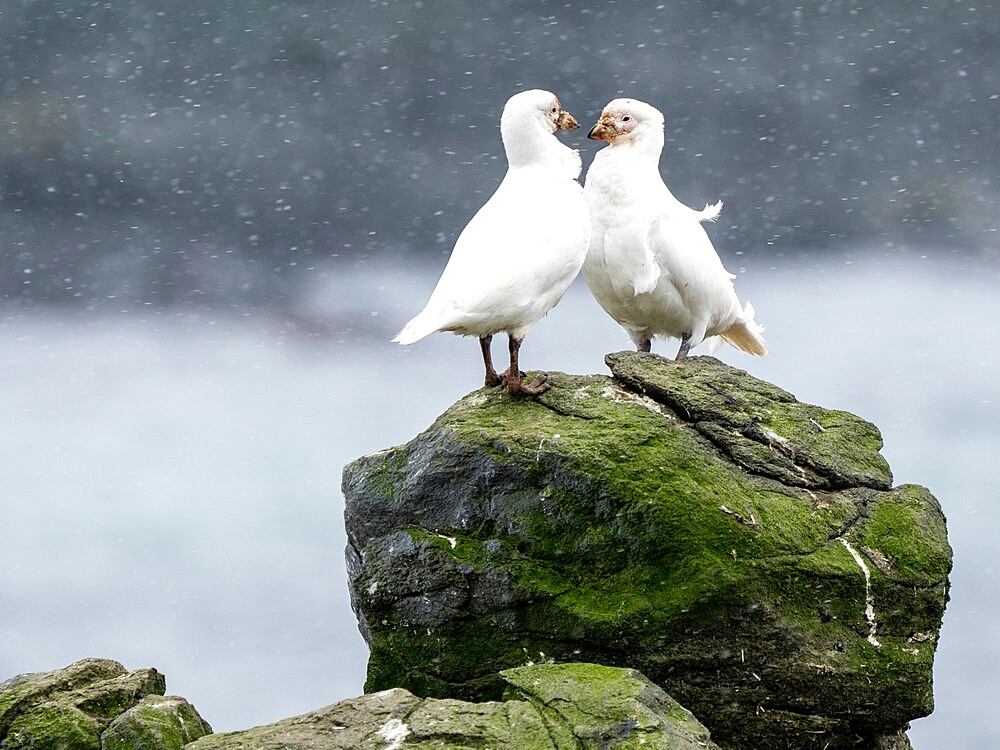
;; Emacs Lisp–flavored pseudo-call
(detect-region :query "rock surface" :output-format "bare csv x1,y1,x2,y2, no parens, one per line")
0,658,211,750
343,352,952,750
4,660,715,750
187,662,718,749
103,695,214,750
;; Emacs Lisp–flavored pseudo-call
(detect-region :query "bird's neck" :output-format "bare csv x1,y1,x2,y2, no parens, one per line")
615,128,664,159
502,122,573,170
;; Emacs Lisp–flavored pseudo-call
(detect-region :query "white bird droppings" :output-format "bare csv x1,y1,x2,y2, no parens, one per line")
376,717,410,749
436,533,457,549
840,539,881,647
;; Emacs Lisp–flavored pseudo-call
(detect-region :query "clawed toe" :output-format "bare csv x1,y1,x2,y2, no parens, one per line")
507,372,549,397
482,333,551,398
521,374,550,396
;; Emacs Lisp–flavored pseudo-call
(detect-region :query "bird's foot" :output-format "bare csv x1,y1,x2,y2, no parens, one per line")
484,372,503,387
506,372,550,397
499,367,527,386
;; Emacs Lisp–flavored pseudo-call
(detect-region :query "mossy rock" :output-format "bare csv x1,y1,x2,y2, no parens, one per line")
0,659,128,741
3,701,103,750
102,695,213,750
343,353,952,750
0,659,209,750
606,352,893,490
502,662,716,748
187,662,719,749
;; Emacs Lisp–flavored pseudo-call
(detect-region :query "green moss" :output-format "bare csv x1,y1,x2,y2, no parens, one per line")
366,625,529,702
837,637,936,725
444,374,857,560
406,696,570,748
74,688,141,722
604,352,894,489
0,660,128,740
192,663,720,749
855,484,953,585
102,695,212,750
502,662,718,749
369,370,939,661
4,703,101,750
423,374,885,643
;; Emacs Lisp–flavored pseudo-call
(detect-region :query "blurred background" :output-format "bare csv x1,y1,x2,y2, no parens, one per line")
1,1,997,746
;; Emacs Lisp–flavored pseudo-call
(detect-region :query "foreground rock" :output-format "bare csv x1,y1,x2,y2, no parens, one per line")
2,660,712,749
343,352,952,750
189,662,717,749
0,658,211,749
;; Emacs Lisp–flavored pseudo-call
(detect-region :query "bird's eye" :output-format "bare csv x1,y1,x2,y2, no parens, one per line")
551,106,558,113
622,115,631,122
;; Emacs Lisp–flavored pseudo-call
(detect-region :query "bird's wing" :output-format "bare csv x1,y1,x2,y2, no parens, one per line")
647,212,738,314
600,220,662,297
412,171,587,333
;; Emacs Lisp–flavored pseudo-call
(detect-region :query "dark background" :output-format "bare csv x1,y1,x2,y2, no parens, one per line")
1,1,996,312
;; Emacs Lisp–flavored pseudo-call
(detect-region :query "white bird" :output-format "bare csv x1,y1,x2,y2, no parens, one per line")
582,98,767,360
393,89,591,396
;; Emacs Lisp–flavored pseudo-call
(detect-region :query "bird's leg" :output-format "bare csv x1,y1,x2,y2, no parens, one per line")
480,335,502,387
675,334,692,361
636,338,652,353
498,339,525,382
504,334,549,396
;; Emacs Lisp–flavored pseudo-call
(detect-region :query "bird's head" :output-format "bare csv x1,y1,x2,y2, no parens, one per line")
587,98,664,146
502,89,579,135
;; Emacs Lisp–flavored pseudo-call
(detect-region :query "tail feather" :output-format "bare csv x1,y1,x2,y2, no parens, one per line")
719,301,767,356
392,312,437,345
697,200,723,223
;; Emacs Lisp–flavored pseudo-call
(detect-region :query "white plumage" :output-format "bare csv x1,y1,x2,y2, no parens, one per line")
582,98,767,360
393,89,591,395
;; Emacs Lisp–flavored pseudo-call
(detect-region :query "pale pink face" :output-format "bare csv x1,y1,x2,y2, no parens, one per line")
587,108,639,141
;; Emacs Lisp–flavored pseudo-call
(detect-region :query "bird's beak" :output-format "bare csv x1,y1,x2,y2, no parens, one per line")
587,115,614,141
555,110,579,131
